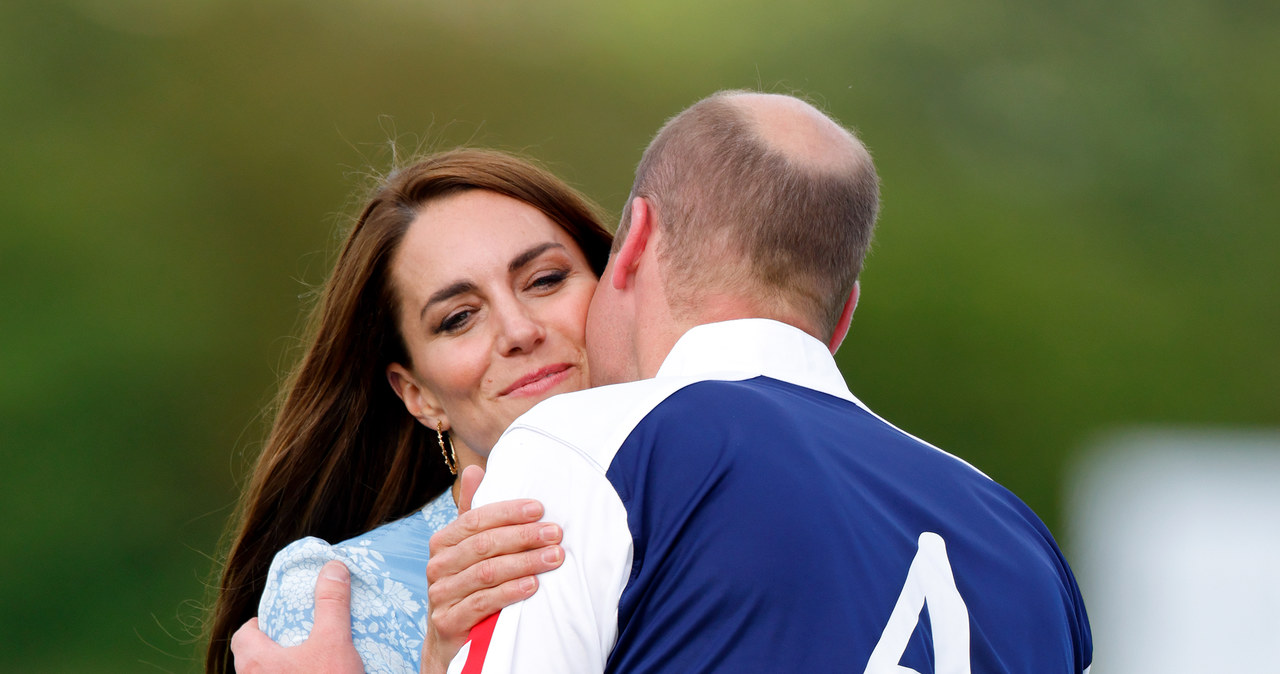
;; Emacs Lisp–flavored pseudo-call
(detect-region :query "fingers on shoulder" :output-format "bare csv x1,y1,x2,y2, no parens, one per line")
450,500,544,537
426,545,563,608
265,538,346,602
426,519,563,586
311,560,355,639
314,560,351,602
429,577,539,640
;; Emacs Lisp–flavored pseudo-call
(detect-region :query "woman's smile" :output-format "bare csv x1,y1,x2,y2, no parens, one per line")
499,363,576,398
386,188,598,458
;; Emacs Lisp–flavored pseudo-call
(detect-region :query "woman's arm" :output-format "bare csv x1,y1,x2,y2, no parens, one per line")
257,537,353,649
231,468,564,674
257,535,423,673
421,467,565,673
231,561,365,674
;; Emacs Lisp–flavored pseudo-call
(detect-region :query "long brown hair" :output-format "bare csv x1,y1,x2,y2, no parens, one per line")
206,148,612,673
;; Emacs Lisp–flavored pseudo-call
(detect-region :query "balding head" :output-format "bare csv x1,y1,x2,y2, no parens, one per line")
617,90,879,339
732,92,871,173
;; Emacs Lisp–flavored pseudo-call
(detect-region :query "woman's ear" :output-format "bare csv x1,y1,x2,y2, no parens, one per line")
386,363,446,428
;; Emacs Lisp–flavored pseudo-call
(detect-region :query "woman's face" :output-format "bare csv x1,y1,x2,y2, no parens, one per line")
387,189,598,457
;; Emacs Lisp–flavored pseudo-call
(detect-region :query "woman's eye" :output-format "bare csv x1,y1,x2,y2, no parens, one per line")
529,270,568,291
437,309,473,334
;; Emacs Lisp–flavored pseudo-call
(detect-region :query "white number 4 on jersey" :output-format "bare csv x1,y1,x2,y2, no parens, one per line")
863,532,971,674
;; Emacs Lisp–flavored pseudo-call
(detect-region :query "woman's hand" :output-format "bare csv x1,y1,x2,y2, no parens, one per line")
421,466,564,673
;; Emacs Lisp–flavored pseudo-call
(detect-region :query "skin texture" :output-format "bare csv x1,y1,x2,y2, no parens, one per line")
386,189,599,473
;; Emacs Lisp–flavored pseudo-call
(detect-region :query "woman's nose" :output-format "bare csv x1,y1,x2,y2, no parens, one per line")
495,303,546,355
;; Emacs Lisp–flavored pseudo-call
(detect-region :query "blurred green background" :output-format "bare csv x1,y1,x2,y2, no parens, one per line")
1,0,1275,671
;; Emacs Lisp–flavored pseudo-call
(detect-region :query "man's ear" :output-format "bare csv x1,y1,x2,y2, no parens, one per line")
386,363,445,428
827,281,859,354
610,197,654,290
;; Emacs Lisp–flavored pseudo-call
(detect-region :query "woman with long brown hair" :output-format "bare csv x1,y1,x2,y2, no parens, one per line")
206,148,612,674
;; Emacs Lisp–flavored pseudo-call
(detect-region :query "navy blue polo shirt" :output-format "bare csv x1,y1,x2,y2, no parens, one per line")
451,319,1091,674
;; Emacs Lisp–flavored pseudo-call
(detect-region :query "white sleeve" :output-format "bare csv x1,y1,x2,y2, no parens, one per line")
446,426,633,674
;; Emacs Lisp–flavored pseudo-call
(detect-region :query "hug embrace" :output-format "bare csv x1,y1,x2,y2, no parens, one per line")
208,91,1092,674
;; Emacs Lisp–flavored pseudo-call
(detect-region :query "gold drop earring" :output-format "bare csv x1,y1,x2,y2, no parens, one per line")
436,421,458,475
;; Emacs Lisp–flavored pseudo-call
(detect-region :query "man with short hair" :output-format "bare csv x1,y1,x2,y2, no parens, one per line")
232,90,1092,674
448,90,1092,673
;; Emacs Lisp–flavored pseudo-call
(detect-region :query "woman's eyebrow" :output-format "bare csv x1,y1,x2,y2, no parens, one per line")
419,243,567,321
421,281,476,321
509,242,565,274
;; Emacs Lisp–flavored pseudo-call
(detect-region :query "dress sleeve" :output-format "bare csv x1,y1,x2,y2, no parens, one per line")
259,537,423,674
445,428,633,674
258,537,341,648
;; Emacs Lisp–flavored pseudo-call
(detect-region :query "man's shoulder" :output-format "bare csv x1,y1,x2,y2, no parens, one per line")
503,377,706,463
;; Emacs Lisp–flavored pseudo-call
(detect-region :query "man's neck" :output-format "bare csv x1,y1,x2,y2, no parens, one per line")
636,296,821,380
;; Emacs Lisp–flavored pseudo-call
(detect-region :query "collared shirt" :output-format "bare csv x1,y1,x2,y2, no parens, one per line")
451,319,1092,674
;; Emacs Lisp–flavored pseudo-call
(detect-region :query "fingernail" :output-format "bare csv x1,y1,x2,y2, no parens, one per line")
519,577,536,593
522,501,542,518
539,524,560,541
541,547,562,564
321,561,349,582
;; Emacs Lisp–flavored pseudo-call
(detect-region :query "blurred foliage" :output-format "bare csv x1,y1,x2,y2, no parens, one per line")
0,0,1275,671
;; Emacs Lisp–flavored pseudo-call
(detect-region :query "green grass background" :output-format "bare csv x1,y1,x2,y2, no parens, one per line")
1,0,1276,670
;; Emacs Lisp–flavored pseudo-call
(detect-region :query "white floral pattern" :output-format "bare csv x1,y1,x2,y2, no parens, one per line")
259,491,458,674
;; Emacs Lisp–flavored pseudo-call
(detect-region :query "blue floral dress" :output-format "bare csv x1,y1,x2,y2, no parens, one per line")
258,490,458,674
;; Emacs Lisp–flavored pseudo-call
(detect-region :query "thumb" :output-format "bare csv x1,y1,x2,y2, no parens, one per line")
231,617,281,661
310,560,354,643
457,465,485,514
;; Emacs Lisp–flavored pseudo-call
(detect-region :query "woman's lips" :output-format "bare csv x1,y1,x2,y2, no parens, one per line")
499,363,574,398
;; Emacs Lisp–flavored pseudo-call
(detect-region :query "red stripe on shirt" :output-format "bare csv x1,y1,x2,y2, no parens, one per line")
460,613,501,674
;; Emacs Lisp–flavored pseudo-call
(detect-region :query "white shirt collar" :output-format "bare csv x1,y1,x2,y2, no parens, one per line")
655,318,861,406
